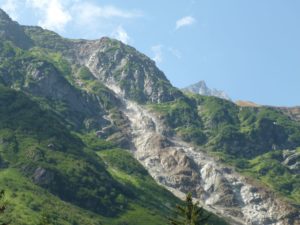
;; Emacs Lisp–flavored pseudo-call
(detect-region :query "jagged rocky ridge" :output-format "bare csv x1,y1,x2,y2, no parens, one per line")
0,9,300,225
183,80,231,101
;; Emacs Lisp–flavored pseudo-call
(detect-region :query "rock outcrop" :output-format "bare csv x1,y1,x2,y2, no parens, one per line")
276,107,300,122
70,37,183,103
22,29,183,104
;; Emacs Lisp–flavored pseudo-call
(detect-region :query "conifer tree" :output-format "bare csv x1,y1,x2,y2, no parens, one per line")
0,190,9,225
169,192,210,225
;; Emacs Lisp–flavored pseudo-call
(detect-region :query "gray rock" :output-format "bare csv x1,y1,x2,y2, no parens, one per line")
182,80,231,101
32,167,54,186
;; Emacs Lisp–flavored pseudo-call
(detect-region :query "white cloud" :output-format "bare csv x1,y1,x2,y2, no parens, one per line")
71,2,141,35
23,0,142,37
26,0,72,31
176,16,196,30
71,2,141,26
112,25,130,44
168,47,182,59
151,45,163,64
1,0,19,20
70,2,141,39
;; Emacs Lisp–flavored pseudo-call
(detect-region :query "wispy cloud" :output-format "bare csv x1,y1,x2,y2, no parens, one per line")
0,0,142,42
23,0,142,37
151,45,163,64
71,2,141,26
112,25,130,44
26,0,72,31
1,0,19,20
168,47,182,59
151,46,182,63
70,2,141,39
176,16,196,30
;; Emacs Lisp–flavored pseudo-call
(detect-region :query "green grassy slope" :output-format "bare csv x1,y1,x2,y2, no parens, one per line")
233,149,300,205
0,87,131,217
0,87,227,224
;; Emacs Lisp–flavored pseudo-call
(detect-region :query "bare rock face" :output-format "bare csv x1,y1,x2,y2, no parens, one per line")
25,61,100,114
282,150,300,174
8,58,109,130
66,38,183,103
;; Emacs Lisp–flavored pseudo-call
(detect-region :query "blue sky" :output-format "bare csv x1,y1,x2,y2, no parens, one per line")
1,0,299,106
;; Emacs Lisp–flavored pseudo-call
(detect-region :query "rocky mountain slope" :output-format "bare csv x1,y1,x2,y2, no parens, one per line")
182,80,231,100
0,8,299,225
276,107,300,122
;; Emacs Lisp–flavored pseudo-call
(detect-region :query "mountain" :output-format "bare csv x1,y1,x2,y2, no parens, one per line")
0,8,299,225
0,9,226,225
182,80,231,100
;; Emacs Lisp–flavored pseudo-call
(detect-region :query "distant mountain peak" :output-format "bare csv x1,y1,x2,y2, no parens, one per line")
182,80,231,100
193,80,208,90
